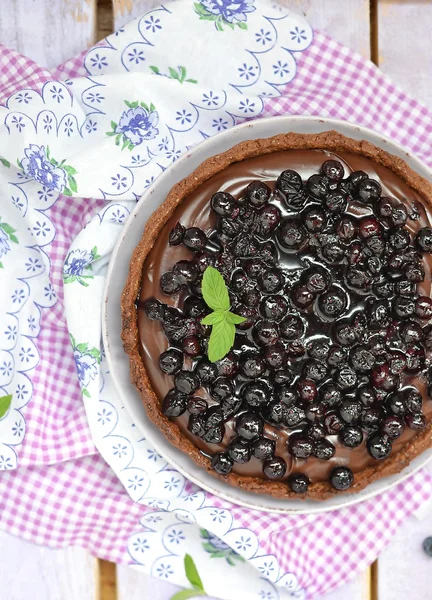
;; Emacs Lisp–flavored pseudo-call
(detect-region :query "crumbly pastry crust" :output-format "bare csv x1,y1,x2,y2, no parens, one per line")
121,131,432,500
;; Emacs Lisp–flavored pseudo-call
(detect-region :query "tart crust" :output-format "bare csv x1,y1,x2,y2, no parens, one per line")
121,131,432,500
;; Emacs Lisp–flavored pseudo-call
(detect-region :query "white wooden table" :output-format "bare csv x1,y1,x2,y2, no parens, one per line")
1,1,432,599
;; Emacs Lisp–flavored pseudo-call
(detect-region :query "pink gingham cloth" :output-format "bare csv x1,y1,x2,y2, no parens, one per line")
1,4,432,599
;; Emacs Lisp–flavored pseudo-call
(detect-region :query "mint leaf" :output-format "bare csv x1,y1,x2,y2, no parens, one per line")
225,311,246,325
184,554,204,591
202,266,229,312
169,589,205,600
149,66,160,74
208,320,235,363
201,311,224,326
0,395,12,418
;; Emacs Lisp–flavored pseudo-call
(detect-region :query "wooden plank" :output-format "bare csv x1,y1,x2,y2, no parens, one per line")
0,530,95,600
96,558,118,600
112,0,162,29
378,0,432,108
0,0,96,68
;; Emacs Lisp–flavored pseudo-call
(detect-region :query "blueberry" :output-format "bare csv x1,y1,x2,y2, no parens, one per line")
320,383,343,408
256,205,281,237
173,260,199,284
324,412,344,435
305,402,325,423
390,204,408,227
188,413,206,436
169,221,185,245
303,206,327,233
404,261,425,283
314,439,336,460
211,191,235,216
346,267,372,292
277,219,308,251
210,377,234,401
358,386,377,407
367,299,391,328
416,227,432,252
261,241,279,264
159,349,183,375
231,269,250,294
388,228,410,250
211,453,233,474
220,217,242,238
275,385,298,406
335,366,357,391
348,241,364,266
335,324,359,347
361,407,383,433
188,397,208,415
297,379,318,403
302,360,328,383
162,389,188,417
415,296,432,319
288,473,310,494
400,321,423,344
236,411,263,441
327,345,347,367
183,335,202,358
252,437,276,460
321,159,344,182
387,393,407,417
143,298,164,320
286,340,306,358
307,422,326,440
184,296,207,318
322,242,345,264
308,339,331,360
272,368,294,386
259,268,284,293
405,345,425,372
263,456,287,479
350,346,375,372
307,174,329,199
232,235,259,258
239,352,265,379
405,389,422,414
242,381,271,407
215,353,238,378
348,170,368,189
260,295,288,320
262,401,287,425
366,256,383,275
241,288,261,308
221,397,242,420
194,251,216,273
276,170,306,209
318,287,348,319
195,360,218,383
183,227,206,251
284,405,307,428
336,216,357,242
357,178,382,204
405,412,426,430
340,399,362,423
253,320,280,346
160,271,182,294
422,537,432,557
373,279,394,298
381,415,404,439
367,433,392,459
325,191,347,214
376,196,394,217
291,284,315,309
228,437,251,463
330,466,354,490
174,371,200,395
245,180,271,208
263,343,286,369
372,364,399,392
204,406,224,430
305,268,330,294
359,217,383,239
235,305,258,330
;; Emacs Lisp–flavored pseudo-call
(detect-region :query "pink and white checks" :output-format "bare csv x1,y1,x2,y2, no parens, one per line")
1,8,432,600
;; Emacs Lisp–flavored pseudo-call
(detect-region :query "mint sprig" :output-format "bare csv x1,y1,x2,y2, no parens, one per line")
169,554,206,600
0,394,12,419
201,266,246,362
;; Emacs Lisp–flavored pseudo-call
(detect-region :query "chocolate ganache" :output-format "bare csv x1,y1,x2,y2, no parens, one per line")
128,139,432,497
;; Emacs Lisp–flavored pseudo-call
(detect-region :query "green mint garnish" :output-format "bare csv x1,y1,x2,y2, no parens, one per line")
169,554,206,600
201,266,246,362
0,394,12,419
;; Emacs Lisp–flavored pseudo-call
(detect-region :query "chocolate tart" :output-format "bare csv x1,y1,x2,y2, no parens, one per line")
122,131,432,500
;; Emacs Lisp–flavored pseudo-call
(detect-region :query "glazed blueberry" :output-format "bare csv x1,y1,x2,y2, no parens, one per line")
188,397,208,415
228,437,251,463
405,345,425,372
211,452,234,476
259,268,285,293
307,422,326,440
289,436,315,459
305,268,330,294
242,381,271,407
279,315,305,342
235,305,258,330
399,321,423,344
405,389,422,414
195,359,218,383
256,205,281,237
253,320,280,346
358,217,382,239
307,174,329,199
291,284,315,309
162,389,188,417
194,251,216,273
336,216,357,242
388,228,411,250
204,406,225,430
263,343,286,369
232,235,259,258
241,288,261,308
303,206,327,233
330,466,354,490
348,242,364,266
160,271,182,294
277,219,308,251
381,415,404,439
358,386,377,407
416,227,432,252
325,412,345,435
387,393,407,417
236,411,263,441
321,159,344,182
308,339,331,360
357,178,382,204
284,405,307,428
260,295,288,320
276,170,306,209
318,287,348,319
314,439,336,460
367,433,392,459
221,397,242,420
188,414,205,437
393,295,416,319
219,217,242,238
261,241,279,264
245,180,271,208
376,196,394,218
216,353,238,378
263,456,287,479
373,279,394,298
275,385,298,406
230,269,250,294
305,402,325,423
335,323,359,347
174,371,200,395
325,191,347,214
210,377,234,401
365,234,385,257
320,383,342,408
252,437,276,460
405,412,426,430
183,227,206,251
288,473,310,494
183,335,202,358
322,242,346,265
348,170,368,189
303,360,328,383
415,296,432,319
211,191,235,216
366,256,383,275
424,325,432,349
350,346,375,372
159,349,183,375
173,260,199,284
339,399,362,424
143,298,164,321
243,259,265,280
297,379,318,403
272,368,294,386
169,222,185,246
335,366,357,391
372,364,399,392
366,299,391,328
390,204,408,227
262,400,288,425
239,352,265,379
361,407,383,433
327,345,346,367
184,296,207,318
